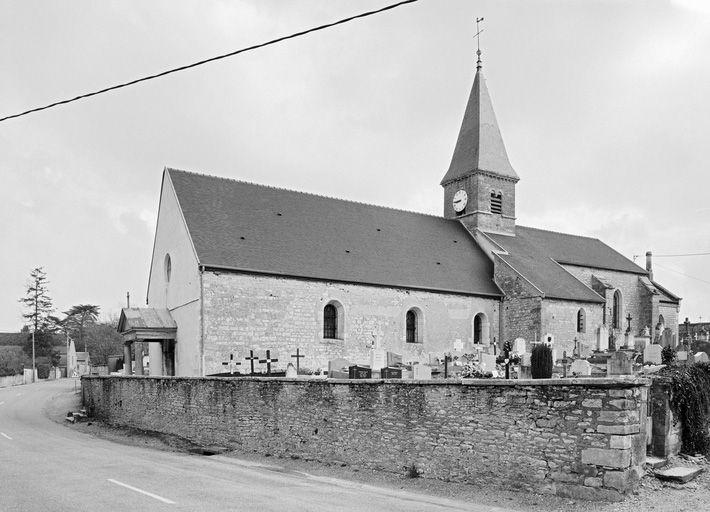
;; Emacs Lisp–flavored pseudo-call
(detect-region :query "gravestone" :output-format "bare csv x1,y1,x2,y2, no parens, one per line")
608,351,632,375
579,343,592,359
480,353,496,372
521,353,531,367
348,365,372,379
413,364,432,380
370,348,386,371
513,338,526,355
635,337,650,353
597,326,609,351
381,367,402,379
676,351,688,363
570,359,591,376
644,344,662,365
285,363,297,378
453,339,464,352
661,328,674,348
328,358,351,379
387,351,403,367
695,352,709,363
624,333,635,349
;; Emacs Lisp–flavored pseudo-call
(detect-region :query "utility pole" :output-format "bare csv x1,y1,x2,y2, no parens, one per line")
31,329,36,383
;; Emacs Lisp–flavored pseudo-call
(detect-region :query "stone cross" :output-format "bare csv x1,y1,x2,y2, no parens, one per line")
221,353,241,375
245,350,259,375
259,350,279,375
443,354,452,378
290,348,305,373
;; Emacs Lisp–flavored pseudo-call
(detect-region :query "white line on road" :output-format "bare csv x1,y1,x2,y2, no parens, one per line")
107,479,175,504
1,433,12,440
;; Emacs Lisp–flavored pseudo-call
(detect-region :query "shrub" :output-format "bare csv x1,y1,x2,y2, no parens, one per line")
531,344,553,379
405,464,421,478
661,346,677,365
659,362,710,455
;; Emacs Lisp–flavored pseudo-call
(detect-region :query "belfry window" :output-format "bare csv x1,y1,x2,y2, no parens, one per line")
490,192,503,214
577,309,586,333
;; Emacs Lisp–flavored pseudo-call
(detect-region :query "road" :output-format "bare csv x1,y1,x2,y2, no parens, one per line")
0,379,511,511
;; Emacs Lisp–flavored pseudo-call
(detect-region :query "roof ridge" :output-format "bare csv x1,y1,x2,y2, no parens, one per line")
517,224,600,241
166,167,446,221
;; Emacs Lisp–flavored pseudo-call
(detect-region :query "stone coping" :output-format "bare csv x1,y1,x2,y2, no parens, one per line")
83,375,650,388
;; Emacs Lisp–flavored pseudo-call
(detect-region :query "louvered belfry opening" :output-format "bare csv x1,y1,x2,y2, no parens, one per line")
490,192,502,214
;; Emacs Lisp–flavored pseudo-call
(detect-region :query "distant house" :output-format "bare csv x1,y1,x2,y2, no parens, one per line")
76,351,91,376
57,338,78,377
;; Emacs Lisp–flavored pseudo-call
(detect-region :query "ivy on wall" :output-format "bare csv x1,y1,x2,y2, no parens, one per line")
660,362,710,454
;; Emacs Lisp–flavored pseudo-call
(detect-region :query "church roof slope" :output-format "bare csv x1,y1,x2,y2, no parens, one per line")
487,230,604,303
514,226,648,275
167,168,501,297
488,226,665,304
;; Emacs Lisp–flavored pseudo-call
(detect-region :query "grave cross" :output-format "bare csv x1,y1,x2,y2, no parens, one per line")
626,313,633,334
291,348,305,373
221,353,242,375
259,350,279,375
443,354,452,379
573,337,579,358
245,350,259,375
562,351,569,378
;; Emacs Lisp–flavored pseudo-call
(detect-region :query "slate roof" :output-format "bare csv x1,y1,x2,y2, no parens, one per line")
168,168,502,298
487,228,604,303
118,308,177,331
487,226,653,303
441,65,518,185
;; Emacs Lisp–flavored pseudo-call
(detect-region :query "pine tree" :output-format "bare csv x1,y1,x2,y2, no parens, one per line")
18,267,55,379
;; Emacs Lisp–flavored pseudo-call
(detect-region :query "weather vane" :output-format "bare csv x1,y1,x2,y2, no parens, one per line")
474,17,484,69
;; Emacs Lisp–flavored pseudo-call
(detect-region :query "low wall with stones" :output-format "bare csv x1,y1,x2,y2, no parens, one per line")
82,376,649,501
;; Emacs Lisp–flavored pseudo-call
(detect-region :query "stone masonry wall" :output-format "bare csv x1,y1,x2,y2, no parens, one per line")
201,271,500,376
494,255,542,347
542,299,605,359
83,376,649,501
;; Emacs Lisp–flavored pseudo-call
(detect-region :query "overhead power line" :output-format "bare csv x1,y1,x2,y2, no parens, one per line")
654,251,710,258
0,0,418,123
654,262,710,286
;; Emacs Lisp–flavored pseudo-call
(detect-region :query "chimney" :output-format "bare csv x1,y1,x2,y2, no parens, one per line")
646,251,653,281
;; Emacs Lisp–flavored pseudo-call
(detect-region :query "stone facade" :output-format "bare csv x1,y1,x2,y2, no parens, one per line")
443,173,517,235
202,271,499,376
83,375,649,501
542,299,604,357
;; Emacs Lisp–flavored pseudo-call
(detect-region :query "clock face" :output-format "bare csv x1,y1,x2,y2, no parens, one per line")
452,189,468,213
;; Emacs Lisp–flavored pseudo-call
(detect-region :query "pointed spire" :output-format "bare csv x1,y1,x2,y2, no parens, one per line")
441,50,518,185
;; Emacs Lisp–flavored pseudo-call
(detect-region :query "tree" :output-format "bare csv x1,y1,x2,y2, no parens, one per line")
63,304,100,352
18,267,54,379
83,319,124,365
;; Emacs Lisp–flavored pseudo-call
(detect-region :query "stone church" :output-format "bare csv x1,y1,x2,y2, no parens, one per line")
120,52,680,377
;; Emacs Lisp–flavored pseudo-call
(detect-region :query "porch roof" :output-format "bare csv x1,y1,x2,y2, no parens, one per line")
118,308,177,342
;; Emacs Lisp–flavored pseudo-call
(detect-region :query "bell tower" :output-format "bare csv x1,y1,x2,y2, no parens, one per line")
441,43,518,236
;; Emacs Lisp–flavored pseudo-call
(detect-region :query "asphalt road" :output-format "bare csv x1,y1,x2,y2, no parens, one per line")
0,379,512,512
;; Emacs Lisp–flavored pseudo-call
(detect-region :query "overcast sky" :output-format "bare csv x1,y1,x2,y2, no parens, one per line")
1,0,709,330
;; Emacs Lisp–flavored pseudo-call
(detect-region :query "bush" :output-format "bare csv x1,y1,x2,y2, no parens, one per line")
659,362,710,455
661,346,677,365
531,344,553,379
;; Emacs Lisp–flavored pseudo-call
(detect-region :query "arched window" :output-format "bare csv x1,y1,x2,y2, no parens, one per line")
164,253,172,283
658,314,665,326
612,290,622,329
490,191,503,215
323,301,344,340
577,308,586,333
473,312,490,344
405,307,423,343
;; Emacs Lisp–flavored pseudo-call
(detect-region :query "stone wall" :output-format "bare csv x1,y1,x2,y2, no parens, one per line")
494,256,542,347
83,375,649,501
201,271,499,376
542,300,605,358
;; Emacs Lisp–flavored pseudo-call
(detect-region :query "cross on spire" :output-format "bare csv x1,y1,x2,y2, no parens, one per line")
475,17,484,70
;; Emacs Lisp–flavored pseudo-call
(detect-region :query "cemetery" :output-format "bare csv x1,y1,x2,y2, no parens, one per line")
82,325,710,502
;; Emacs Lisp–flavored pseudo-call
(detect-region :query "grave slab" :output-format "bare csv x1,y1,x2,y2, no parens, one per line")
608,351,632,376
644,344,662,365
654,466,704,483
570,359,591,376
694,352,709,363
645,456,667,469
480,354,496,372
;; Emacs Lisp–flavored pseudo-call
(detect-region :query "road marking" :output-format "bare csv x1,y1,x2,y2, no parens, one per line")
1,433,12,440
107,479,175,504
